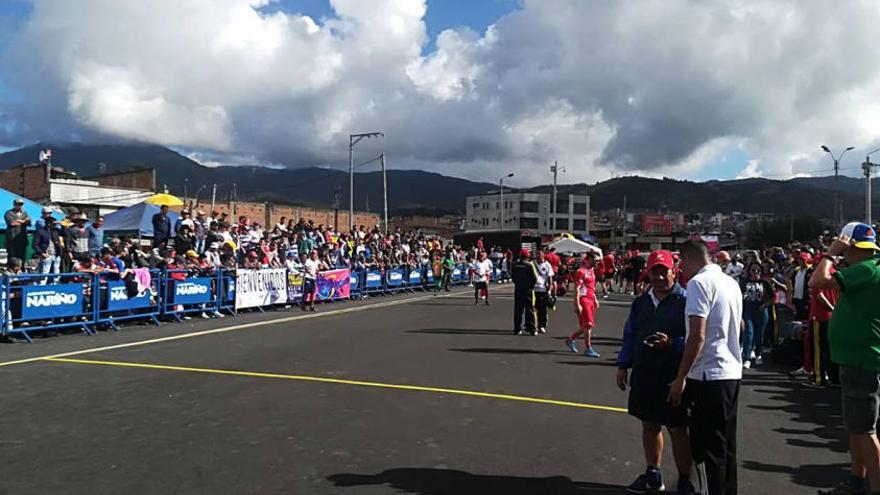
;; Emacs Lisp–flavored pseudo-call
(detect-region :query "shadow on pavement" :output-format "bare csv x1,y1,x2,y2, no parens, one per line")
449,347,567,355
557,360,619,367
741,368,848,490
327,468,627,494
408,328,513,336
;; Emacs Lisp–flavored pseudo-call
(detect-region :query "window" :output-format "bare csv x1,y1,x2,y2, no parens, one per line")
520,201,539,213
553,218,569,230
495,202,499,209
573,203,586,214
472,203,480,210
556,199,569,213
520,218,538,229
573,219,586,231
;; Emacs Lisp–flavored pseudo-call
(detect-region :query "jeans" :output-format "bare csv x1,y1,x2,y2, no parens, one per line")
37,255,60,284
742,306,767,360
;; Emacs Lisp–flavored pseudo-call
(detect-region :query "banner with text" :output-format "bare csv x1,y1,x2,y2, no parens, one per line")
235,269,288,309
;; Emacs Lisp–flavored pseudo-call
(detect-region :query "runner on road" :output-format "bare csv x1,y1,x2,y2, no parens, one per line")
565,254,601,357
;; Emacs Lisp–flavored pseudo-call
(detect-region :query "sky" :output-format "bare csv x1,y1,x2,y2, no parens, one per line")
1,0,879,188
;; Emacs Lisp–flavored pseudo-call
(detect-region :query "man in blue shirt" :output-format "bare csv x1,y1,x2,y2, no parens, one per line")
152,205,172,250
616,250,694,494
86,215,104,256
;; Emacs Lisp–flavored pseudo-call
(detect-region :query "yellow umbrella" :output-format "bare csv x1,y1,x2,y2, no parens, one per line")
144,193,184,207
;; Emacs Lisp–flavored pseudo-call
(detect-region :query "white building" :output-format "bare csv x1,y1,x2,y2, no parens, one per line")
465,192,591,235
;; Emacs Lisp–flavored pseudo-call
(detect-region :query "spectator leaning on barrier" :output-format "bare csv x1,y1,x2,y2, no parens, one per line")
668,240,743,495
810,222,880,495
4,198,31,262
32,208,62,283
616,249,694,495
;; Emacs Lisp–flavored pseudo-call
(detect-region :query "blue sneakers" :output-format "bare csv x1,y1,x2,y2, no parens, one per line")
584,347,601,358
564,338,578,353
626,469,664,493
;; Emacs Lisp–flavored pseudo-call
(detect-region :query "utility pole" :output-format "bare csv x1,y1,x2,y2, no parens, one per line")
822,145,854,227
498,173,514,231
585,189,591,237
381,153,389,235
183,179,188,207
863,148,880,226
332,186,341,232
210,183,216,214
349,132,384,233
550,161,564,233
231,183,237,217
622,195,627,249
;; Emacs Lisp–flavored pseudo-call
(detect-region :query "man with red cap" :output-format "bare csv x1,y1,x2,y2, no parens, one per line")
616,250,694,494
511,248,538,335
565,253,601,357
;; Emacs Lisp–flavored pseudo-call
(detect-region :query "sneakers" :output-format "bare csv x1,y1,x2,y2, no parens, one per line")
749,350,757,360
565,338,578,353
584,347,601,358
790,367,809,377
754,355,764,366
515,329,525,336
818,481,869,495
743,361,751,369
538,327,546,334
200,312,211,319
626,469,664,494
676,478,696,495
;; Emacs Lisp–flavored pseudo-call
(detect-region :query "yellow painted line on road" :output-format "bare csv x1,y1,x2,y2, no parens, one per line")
45,357,628,413
0,291,459,369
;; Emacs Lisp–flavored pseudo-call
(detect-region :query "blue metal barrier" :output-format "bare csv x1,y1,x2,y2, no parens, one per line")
407,268,422,292
364,269,384,295
218,269,236,314
98,269,162,329
3,272,96,343
386,267,407,293
161,270,219,321
349,269,363,299
452,264,466,285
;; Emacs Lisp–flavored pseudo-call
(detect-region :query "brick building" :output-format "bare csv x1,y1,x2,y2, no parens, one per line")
186,199,380,232
0,163,155,217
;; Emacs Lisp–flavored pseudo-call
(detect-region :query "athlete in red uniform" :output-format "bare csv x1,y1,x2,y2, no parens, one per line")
565,254,601,357
601,252,616,297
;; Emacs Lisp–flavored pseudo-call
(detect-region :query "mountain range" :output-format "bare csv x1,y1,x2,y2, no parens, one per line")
0,142,874,218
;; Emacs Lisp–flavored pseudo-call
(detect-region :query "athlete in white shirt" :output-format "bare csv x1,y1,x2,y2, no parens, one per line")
472,252,493,306
669,240,743,495
533,250,555,334
302,251,321,312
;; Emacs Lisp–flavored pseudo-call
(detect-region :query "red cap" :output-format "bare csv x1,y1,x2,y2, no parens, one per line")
519,248,531,258
247,251,259,258
647,250,675,270
798,252,811,262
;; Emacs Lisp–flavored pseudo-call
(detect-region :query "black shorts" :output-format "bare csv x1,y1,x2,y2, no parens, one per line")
474,281,488,290
628,367,688,427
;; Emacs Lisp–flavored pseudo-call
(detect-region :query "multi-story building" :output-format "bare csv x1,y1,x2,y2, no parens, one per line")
465,192,591,236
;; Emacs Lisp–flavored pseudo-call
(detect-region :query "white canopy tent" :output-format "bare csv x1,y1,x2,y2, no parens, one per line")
546,237,602,256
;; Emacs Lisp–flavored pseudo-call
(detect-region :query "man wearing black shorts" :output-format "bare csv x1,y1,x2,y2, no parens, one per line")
617,250,695,494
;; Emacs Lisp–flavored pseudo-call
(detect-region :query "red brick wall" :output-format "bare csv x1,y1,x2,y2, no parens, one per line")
186,199,380,231
0,163,50,201
90,168,155,191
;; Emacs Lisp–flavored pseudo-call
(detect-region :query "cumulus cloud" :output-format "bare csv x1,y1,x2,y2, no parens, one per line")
2,0,880,185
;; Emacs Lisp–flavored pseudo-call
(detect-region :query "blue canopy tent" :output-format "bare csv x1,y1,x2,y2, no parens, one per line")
101,202,180,238
0,187,64,231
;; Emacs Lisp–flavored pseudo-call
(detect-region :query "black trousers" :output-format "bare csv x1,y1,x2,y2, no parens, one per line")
816,320,838,384
687,378,739,495
513,291,536,333
793,298,809,321
534,291,549,328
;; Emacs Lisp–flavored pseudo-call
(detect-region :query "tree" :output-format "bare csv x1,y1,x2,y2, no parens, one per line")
744,216,827,248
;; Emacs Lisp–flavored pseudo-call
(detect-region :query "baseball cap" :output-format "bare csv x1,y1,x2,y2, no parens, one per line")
519,248,531,258
41,206,53,215
209,242,219,250
247,250,259,258
647,250,675,270
839,222,880,251
185,250,199,258
715,250,731,262
798,252,811,262
13,198,24,205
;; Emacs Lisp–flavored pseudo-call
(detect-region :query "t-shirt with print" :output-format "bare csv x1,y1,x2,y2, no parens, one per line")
534,261,554,293
830,256,880,371
575,267,596,300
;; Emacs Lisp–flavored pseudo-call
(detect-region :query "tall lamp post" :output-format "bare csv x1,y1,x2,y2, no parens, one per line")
499,173,514,230
862,147,880,226
349,132,383,232
821,144,854,227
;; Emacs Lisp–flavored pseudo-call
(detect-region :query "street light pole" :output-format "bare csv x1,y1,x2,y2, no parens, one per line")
822,145,854,227
499,173,514,230
349,132,384,233
381,153,388,235
550,162,564,233
862,147,880,226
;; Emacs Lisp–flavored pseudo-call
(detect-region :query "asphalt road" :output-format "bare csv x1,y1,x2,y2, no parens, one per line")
0,286,848,494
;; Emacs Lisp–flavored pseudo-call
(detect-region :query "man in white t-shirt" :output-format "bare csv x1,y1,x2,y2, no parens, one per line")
472,251,493,306
533,250,556,334
668,240,743,495
302,250,321,312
